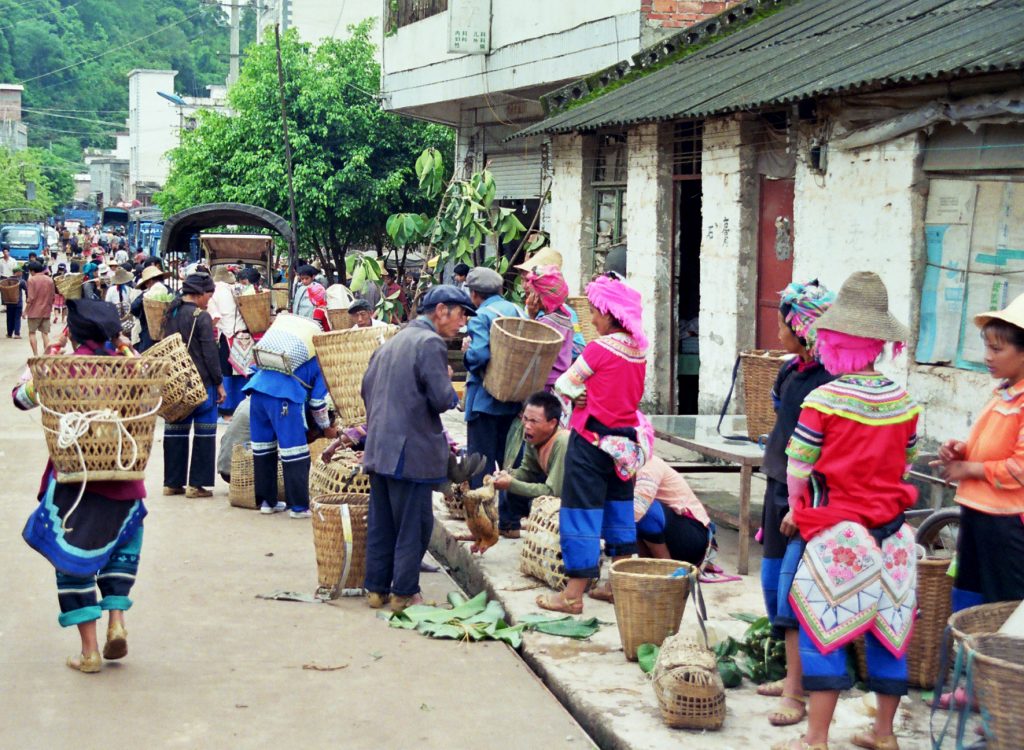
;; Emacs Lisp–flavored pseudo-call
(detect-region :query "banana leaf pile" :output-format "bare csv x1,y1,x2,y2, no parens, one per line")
386,591,601,648
714,612,786,688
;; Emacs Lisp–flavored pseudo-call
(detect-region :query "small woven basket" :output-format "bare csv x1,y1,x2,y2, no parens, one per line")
327,308,355,332
55,272,84,301
309,452,370,497
142,333,207,423
29,356,167,483
313,326,399,428
519,495,568,591
964,634,1024,750
740,350,789,440
442,487,466,520
311,492,370,599
271,282,289,311
651,632,727,730
483,317,564,403
906,556,954,688
143,297,172,341
611,558,693,661
0,277,20,304
237,290,272,334
228,443,286,508
566,296,597,344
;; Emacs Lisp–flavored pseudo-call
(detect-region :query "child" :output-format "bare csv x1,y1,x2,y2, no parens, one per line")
538,274,647,614
757,281,835,727
775,272,920,750
932,295,1024,612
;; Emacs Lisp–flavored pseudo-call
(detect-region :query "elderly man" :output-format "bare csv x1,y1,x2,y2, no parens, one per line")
492,390,569,537
348,298,387,328
362,284,475,612
463,267,522,487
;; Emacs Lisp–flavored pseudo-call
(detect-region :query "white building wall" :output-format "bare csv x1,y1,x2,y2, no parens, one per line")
127,70,178,191
548,133,587,297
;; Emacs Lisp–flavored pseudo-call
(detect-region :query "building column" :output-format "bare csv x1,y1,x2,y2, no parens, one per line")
548,133,590,296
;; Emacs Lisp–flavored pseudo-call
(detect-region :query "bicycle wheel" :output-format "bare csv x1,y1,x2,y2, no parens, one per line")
914,507,961,558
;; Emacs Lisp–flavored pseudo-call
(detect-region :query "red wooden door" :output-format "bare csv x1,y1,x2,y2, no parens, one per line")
756,177,795,349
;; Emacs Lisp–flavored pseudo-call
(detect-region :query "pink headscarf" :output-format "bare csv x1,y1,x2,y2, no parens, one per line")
524,265,569,314
816,328,905,375
585,274,648,350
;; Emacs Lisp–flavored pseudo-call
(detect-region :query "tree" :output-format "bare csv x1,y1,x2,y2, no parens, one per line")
156,22,454,280
0,148,57,218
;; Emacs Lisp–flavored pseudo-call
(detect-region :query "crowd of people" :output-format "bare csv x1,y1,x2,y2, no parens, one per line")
6,233,1024,750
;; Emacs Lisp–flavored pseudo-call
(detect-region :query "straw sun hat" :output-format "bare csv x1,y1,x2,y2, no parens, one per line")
813,271,909,343
974,293,1024,330
136,265,168,288
514,246,563,271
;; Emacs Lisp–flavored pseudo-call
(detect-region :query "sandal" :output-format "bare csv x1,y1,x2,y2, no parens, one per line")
67,651,102,674
770,738,828,750
536,592,583,615
757,679,786,697
768,694,807,727
851,730,899,750
102,622,128,660
588,582,614,603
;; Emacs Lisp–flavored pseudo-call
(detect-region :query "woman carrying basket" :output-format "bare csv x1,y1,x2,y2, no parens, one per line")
15,299,146,673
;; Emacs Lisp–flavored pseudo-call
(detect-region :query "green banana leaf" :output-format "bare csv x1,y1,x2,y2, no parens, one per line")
637,643,660,674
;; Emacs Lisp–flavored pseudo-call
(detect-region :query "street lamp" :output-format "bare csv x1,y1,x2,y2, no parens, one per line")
157,90,188,144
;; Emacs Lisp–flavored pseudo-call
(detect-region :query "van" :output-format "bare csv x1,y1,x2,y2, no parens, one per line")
1,224,46,262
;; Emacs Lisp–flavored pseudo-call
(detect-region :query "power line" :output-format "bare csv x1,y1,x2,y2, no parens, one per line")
23,108,125,127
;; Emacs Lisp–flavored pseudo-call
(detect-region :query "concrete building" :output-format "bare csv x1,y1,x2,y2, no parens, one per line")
0,84,28,152
257,0,381,49
73,173,92,203
517,0,1024,441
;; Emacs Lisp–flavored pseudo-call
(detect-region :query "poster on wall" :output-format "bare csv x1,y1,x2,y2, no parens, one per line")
448,0,491,54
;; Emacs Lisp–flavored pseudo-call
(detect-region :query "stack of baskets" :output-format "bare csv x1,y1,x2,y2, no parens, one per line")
740,350,789,440
651,632,727,730
237,290,272,335
519,495,568,591
0,277,20,305
228,443,286,508
142,333,207,423
611,558,694,661
311,492,370,599
55,272,84,301
143,297,173,341
313,326,399,428
29,356,168,483
566,296,598,343
483,317,565,402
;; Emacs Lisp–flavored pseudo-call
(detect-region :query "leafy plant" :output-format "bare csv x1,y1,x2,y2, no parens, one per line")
713,612,786,688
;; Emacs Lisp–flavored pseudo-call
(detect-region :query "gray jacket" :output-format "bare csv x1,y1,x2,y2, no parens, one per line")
361,317,458,482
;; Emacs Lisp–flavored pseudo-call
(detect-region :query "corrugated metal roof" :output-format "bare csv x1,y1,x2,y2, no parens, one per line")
517,0,1024,137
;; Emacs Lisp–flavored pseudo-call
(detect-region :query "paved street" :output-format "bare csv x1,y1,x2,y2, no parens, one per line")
0,339,593,750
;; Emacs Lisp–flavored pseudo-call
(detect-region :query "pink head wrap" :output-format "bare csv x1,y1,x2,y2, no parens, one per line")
524,265,569,314
816,328,905,375
585,274,648,350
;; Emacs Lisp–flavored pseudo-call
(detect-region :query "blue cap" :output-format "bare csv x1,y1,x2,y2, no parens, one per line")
419,284,476,316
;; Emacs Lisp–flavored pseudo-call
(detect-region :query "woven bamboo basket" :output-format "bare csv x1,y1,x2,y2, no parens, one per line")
327,308,355,332
566,296,597,344
611,558,693,661
227,443,286,508
442,487,466,520
483,317,565,403
0,277,20,304
143,297,172,341
313,326,399,428
964,634,1024,750
852,557,954,688
271,282,289,311
311,492,370,599
651,632,727,730
237,290,272,334
309,452,370,497
519,495,568,591
948,600,1020,676
740,350,789,440
55,272,84,301
142,333,207,423
29,356,168,483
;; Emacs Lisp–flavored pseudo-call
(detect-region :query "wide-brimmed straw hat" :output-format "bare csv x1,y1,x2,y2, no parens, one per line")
514,246,563,272
110,267,134,286
212,265,236,284
975,293,1024,331
136,265,168,288
814,271,909,342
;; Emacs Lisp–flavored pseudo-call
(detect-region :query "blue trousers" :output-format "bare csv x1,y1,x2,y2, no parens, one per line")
163,384,218,488
762,536,804,635
56,527,143,627
219,375,246,416
799,627,908,696
467,412,517,489
249,391,310,510
364,474,434,597
5,302,21,336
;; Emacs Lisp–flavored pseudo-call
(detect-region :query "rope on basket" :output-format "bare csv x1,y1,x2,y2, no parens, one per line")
509,349,544,399
38,399,162,532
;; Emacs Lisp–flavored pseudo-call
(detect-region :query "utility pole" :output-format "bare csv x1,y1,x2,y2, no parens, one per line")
274,23,299,302
228,0,240,85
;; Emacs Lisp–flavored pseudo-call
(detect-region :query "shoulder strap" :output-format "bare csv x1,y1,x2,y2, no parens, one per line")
716,355,752,442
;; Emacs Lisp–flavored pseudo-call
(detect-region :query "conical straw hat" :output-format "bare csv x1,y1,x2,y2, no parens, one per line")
813,271,909,342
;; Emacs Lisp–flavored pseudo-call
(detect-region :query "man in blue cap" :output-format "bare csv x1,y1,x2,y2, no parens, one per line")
361,284,475,612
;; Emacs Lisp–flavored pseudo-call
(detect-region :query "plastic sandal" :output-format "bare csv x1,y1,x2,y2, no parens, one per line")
768,694,807,727
770,738,828,750
536,592,583,615
851,730,899,750
756,679,785,697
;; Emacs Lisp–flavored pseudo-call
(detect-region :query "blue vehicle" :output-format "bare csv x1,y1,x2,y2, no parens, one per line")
1,224,46,261
62,207,99,228
101,207,130,233
128,207,163,253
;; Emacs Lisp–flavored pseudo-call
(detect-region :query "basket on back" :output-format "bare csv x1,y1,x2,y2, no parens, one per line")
228,443,286,508
519,495,568,591
963,634,1024,750
566,296,598,344
0,277,20,305
326,308,355,332
271,282,289,311
29,356,168,483
611,558,693,661
740,350,789,440
313,326,399,428
311,492,370,599
142,333,207,423
483,317,565,403
143,297,173,341
237,290,272,335
55,272,84,301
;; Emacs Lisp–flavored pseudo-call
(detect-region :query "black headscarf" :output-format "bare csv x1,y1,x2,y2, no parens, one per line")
67,298,122,344
181,273,215,296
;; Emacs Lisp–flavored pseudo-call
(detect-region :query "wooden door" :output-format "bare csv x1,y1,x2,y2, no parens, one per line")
756,177,795,349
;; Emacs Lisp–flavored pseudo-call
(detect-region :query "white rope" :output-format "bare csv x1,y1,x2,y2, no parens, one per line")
38,398,162,532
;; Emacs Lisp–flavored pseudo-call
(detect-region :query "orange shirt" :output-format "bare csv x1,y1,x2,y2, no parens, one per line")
956,379,1024,515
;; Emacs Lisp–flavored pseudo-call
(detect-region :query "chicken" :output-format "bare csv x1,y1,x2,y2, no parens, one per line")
438,452,488,520
461,475,499,554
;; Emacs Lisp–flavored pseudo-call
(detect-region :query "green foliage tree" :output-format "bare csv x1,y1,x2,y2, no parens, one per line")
156,22,454,280
0,147,57,218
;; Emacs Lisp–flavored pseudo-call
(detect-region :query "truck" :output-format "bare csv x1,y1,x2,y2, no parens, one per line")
101,207,130,232
1,224,46,261
128,207,164,254
62,207,98,228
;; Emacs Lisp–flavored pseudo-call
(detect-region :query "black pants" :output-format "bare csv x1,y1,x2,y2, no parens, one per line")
637,501,710,567
364,474,434,597
955,505,1024,603
467,411,517,489
163,385,217,488
6,303,21,336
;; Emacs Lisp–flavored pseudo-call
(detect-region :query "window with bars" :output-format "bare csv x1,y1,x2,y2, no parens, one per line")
593,132,628,248
673,121,702,177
